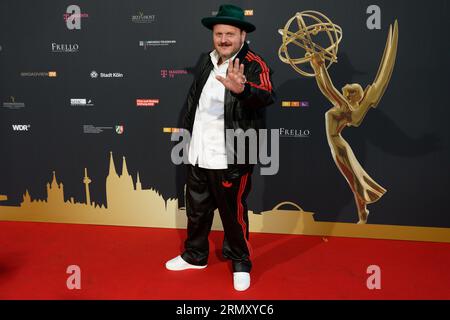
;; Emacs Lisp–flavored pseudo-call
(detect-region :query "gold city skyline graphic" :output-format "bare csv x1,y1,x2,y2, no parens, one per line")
0,152,449,243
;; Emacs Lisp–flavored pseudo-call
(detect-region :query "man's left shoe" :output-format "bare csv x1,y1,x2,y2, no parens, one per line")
165,255,207,271
233,272,250,291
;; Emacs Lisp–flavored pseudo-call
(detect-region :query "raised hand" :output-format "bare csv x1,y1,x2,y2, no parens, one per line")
216,58,246,94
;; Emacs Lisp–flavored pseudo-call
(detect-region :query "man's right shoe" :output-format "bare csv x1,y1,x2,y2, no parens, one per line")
165,255,207,271
233,272,251,291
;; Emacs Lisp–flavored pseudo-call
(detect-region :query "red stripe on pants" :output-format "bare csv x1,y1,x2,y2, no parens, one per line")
237,173,253,257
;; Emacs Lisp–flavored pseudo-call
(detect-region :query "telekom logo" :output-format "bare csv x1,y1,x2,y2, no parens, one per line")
161,69,188,78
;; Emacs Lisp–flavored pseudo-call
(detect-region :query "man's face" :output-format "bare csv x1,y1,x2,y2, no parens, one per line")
213,24,246,61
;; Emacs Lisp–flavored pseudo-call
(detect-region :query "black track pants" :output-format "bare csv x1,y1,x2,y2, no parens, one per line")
181,164,253,273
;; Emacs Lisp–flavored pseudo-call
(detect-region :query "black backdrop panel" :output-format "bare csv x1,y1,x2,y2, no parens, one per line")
0,0,449,227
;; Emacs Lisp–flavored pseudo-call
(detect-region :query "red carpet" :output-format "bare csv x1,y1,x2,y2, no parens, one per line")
0,221,449,300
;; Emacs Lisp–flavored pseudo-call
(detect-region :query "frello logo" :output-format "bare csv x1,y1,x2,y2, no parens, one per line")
66,5,81,30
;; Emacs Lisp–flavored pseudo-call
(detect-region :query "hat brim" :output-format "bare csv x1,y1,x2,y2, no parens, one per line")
201,17,255,33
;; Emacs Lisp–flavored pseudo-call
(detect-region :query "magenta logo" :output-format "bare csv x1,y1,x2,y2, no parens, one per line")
160,69,188,79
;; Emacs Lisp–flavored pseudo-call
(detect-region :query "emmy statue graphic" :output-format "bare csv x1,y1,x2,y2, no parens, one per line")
278,11,398,224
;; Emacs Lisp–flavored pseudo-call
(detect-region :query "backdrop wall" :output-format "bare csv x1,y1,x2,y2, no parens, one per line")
1,0,449,242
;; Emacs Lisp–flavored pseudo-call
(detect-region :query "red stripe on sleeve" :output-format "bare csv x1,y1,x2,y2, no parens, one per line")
245,52,272,92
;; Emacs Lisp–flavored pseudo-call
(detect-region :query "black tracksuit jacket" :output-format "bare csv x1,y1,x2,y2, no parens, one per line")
183,41,276,177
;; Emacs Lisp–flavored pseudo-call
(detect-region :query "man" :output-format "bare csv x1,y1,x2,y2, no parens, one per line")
166,4,275,292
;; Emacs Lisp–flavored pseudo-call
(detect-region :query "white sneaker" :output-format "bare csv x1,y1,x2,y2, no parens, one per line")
233,272,251,291
165,255,207,271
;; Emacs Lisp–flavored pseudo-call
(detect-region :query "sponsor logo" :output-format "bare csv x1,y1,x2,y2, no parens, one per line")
281,101,309,108
136,99,159,107
90,71,124,78
20,71,57,77
51,43,79,53
279,128,311,138
83,125,124,134
2,96,25,109
244,10,254,16
139,40,176,49
212,9,253,16
160,69,188,78
12,124,31,131
115,125,124,134
70,99,94,107
131,12,156,23
163,127,183,133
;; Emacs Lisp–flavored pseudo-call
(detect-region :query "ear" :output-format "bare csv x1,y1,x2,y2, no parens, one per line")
241,30,247,42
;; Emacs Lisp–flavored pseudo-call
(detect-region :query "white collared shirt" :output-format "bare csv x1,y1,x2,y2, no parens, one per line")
188,47,241,169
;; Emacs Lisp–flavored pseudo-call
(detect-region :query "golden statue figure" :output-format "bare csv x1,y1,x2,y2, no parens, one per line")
278,11,398,223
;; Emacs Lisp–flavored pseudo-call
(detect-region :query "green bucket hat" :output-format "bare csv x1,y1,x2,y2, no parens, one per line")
201,4,256,33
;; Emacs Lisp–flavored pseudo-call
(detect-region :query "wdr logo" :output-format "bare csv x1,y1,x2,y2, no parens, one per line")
12,124,31,131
